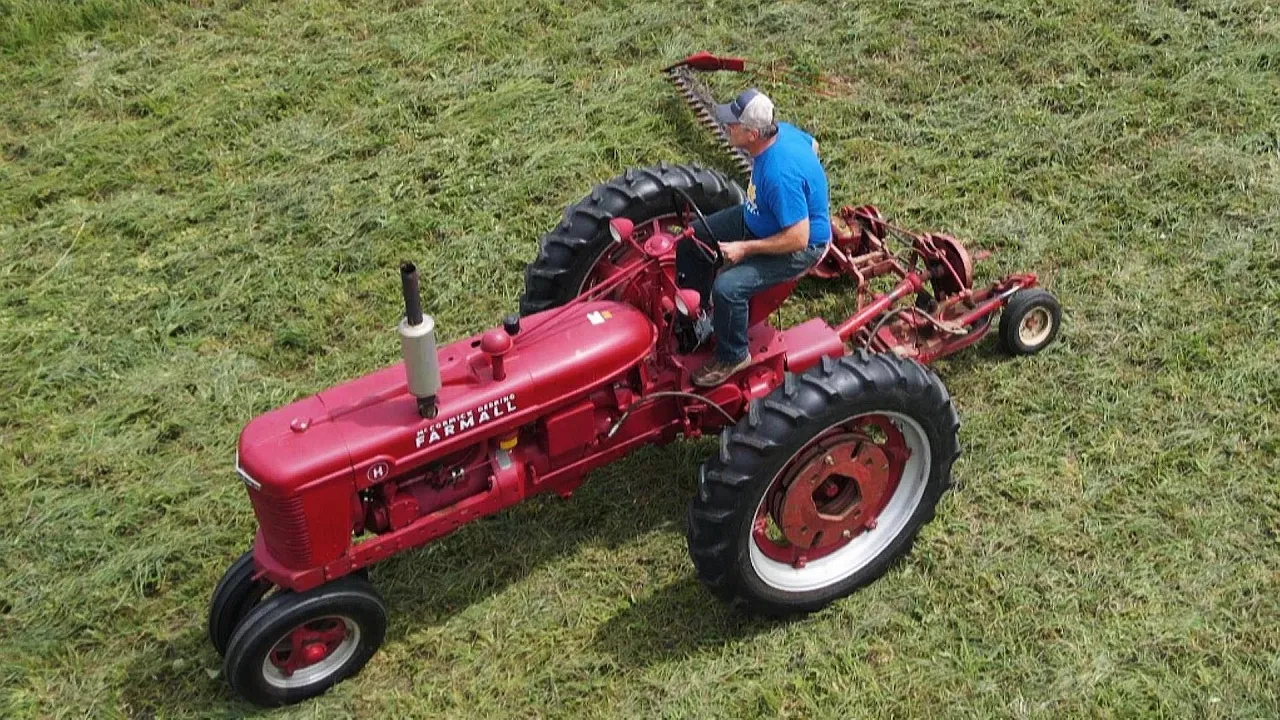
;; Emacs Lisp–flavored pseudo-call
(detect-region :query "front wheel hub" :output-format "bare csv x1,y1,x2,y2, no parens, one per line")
300,642,329,665
262,615,360,688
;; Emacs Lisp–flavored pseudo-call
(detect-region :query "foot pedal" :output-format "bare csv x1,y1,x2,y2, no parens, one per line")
693,310,714,345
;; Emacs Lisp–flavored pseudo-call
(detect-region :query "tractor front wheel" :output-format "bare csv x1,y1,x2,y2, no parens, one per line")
222,575,387,707
208,550,276,656
686,351,960,616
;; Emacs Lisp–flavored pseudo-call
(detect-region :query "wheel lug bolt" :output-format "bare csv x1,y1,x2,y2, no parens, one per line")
841,529,852,539
824,455,834,466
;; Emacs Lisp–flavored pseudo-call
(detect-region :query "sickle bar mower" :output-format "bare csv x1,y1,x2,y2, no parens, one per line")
663,52,752,174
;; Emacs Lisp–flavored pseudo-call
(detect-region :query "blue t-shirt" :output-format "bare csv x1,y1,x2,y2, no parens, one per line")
743,122,831,246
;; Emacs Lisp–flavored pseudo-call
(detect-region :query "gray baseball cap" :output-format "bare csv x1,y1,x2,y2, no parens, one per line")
714,88,775,130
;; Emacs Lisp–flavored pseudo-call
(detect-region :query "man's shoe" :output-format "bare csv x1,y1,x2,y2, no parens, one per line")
691,354,752,387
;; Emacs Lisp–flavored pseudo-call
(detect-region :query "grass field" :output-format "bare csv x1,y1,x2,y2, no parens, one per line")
2,0,1278,717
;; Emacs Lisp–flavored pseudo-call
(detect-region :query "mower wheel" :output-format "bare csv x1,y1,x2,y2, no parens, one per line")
223,575,387,707
687,350,960,617
208,550,276,656
998,288,1061,355
519,163,744,315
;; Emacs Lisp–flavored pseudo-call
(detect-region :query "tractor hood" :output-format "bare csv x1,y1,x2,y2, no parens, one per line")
237,301,655,495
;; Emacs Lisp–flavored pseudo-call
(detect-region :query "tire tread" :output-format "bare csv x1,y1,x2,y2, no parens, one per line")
686,352,961,617
519,164,744,316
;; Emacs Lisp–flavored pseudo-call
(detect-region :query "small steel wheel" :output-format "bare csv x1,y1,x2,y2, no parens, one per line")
223,575,386,707
687,351,960,616
208,550,276,656
998,288,1061,355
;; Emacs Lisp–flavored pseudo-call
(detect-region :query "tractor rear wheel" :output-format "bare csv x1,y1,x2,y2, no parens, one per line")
519,163,744,315
223,575,387,707
686,351,960,616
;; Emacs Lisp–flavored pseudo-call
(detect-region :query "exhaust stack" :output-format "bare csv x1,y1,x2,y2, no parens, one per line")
398,263,441,418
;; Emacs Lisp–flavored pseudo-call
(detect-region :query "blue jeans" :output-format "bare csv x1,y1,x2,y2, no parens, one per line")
677,205,826,363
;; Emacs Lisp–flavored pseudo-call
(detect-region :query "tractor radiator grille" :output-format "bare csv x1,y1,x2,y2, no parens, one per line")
251,493,313,568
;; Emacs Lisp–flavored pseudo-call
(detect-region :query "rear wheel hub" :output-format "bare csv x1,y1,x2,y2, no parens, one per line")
777,436,892,551
754,418,910,568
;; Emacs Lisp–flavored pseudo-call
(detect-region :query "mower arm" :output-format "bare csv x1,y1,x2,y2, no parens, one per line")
662,51,746,73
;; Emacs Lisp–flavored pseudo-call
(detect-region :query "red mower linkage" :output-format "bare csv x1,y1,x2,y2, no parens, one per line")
209,54,1062,707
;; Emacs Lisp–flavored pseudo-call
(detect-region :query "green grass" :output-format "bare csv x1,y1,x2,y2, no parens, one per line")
2,0,1277,716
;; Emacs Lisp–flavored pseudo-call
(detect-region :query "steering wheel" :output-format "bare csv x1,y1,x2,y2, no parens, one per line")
672,187,723,266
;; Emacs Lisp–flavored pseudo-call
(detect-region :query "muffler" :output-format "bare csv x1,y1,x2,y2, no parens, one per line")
398,263,441,418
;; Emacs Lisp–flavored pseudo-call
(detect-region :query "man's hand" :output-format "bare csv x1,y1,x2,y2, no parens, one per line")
720,221,809,265
722,242,749,265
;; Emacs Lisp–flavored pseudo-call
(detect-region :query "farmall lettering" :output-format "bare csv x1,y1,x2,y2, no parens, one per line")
415,393,518,448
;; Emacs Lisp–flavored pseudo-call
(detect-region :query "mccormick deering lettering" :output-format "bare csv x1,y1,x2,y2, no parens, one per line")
415,393,518,447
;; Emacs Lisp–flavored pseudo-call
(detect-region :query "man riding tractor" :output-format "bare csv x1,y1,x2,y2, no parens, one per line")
677,87,832,387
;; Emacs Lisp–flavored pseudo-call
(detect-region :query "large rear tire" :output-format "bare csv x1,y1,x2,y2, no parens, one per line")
519,163,744,315
687,351,961,616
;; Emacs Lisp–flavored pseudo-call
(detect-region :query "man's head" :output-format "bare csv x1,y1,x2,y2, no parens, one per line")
715,88,778,151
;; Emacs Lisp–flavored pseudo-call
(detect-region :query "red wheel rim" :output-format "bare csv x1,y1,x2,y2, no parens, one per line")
269,617,349,676
261,614,361,689
752,415,912,569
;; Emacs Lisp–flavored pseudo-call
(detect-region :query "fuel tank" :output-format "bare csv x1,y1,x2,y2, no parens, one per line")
236,301,655,496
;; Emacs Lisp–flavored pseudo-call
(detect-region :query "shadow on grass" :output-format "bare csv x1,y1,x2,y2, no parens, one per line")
368,443,706,642
117,283,1012,714
590,576,780,667
657,94,747,180
119,625,266,717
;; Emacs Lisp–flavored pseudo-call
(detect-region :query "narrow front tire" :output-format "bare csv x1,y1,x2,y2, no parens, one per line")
223,575,387,707
208,550,275,657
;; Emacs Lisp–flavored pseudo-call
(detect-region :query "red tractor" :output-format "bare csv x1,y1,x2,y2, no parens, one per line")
209,59,1062,707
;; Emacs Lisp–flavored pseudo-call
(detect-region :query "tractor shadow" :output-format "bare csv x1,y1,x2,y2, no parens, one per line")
122,295,1010,715
657,94,747,182
364,276,1010,640
368,439,769,660
119,442,772,716
588,576,784,667
119,624,281,717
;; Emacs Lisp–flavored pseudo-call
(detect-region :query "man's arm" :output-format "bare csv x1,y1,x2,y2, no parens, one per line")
725,170,811,263
723,218,809,263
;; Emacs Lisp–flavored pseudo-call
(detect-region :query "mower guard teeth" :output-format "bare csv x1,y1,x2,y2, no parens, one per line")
663,60,752,176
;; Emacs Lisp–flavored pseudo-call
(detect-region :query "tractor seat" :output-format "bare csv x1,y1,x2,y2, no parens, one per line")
745,242,832,324
804,240,831,277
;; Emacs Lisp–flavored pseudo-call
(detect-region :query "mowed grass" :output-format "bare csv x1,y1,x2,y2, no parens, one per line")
1,0,1277,716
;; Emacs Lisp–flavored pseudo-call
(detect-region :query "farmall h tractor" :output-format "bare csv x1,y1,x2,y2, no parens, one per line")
208,55,1062,706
